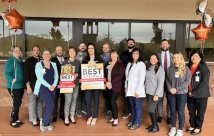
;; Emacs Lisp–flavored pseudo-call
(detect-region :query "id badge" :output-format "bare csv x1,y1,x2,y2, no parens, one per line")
175,72,179,78
41,68,46,74
195,76,200,82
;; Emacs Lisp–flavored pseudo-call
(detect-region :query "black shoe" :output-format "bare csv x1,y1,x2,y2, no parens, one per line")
112,123,118,127
157,116,162,123
106,120,114,124
52,117,57,122
126,122,133,127
145,125,153,130
123,113,131,119
64,122,69,126
191,129,202,135
10,122,20,128
186,127,194,133
16,120,24,126
60,115,65,120
148,125,159,133
167,117,171,124
128,124,140,130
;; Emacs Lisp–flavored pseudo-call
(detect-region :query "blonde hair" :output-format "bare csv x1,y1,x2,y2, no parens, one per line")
173,52,186,77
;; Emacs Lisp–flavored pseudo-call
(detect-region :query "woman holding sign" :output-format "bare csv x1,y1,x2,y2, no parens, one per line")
82,43,103,126
166,52,191,136
63,46,81,126
186,50,210,135
125,48,146,130
105,50,125,127
34,49,58,132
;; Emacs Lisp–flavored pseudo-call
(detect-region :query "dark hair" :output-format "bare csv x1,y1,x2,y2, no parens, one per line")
127,38,135,43
32,45,40,50
109,49,120,62
161,39,169,43
188,49,205,67
130,48,142,63
68,46,77,53
84,43,97,61
146,53,161,74
79,42,86,46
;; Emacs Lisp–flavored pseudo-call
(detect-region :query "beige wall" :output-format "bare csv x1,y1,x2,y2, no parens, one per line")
0,0,214,20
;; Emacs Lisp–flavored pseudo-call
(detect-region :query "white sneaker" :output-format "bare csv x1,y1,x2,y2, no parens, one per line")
168,127,176,136
47,125,54,131
175,129,183,136
40,125,48,132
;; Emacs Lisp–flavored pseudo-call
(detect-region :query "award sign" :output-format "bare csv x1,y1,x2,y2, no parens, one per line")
58,64,75,93
80,63,106,90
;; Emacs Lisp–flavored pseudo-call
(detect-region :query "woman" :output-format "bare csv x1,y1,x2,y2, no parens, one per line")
4,46,25,128
145,53,165,133
166,52,191,136
125,48,146,130
63,46,81,126
82,43,103,125
34,49,58,132
186,50,210,135
105,50,125,127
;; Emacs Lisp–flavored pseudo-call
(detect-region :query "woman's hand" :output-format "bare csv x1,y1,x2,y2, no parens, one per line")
170,88,177,94
153,95,159,101
49,85,55,91
135,93,140,98
12,78,16,84
106,82,112,90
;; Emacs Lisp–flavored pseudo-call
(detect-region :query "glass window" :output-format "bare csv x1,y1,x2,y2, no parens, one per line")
0,19,23,57
185,23,214,61
131,23,176,60
83,22,128,54
25,20,73,57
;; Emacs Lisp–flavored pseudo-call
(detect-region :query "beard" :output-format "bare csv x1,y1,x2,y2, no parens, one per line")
161,48,169,52
128,45,135,49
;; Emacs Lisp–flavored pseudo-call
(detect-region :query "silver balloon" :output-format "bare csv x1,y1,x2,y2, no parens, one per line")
203,14,214,27
196,0,208,15
0,12,9,27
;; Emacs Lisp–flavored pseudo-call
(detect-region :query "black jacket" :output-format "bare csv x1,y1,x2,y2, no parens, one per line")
188,62,210,98
24,56,42,91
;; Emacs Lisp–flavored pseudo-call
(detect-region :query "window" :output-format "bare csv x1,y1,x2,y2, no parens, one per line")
0,19,24,57
25,20,73,57
185,23,214,61
131,23,176,60
83,22,128,54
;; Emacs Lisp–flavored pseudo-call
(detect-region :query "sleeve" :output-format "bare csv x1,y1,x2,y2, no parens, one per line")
124,63,129,89
52,63,59,87
111,62,125,84
166,68,172,92
175,67,192,91
155,67,165,96
24,59,30,84
4,59,14,83
35,62,51,88
192,64,210,96
136,63,146,95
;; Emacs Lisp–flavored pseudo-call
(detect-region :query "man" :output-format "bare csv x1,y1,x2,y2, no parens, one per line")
120,38,138,119
100,43,111,116
157,39,173,124
75,42,87,117
24,45,43,126
51,45,66,122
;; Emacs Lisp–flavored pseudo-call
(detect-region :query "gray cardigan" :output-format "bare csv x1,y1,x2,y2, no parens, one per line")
145,65,165,97
166,65,192,94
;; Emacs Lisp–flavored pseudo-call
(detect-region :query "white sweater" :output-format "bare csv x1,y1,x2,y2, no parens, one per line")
125,61,146,97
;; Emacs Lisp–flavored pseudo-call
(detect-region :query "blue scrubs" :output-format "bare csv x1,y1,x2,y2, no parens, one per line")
39,64,56,126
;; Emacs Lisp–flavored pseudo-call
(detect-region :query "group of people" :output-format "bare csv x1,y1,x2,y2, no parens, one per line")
4,38,210,136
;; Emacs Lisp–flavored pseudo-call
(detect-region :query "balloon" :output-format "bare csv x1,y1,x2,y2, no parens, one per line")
2,0,17,2
203,14,214,27
191,23,211,41
0,12,9,26
196,0,208,15
4,8,24,30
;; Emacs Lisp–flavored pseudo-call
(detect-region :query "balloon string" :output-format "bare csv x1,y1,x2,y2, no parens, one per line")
11,30,13,48
15,30,16,46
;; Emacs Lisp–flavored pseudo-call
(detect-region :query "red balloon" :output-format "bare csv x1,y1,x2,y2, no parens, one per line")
191,23,211,41
4,8,24,30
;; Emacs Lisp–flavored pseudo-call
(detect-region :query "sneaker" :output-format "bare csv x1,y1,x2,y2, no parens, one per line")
10,122,20,128
82,110,87,115
175,129,183,136
168,127,176,136
76,111,83,117
122,113,131,119
40,125,48,132
157,116,162,123
47,125,54,131
186,127,194,133
87,117,92,125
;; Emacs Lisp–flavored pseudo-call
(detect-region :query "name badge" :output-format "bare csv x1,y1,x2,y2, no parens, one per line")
175,72,179,78
41,68,46,74
195,75,200,82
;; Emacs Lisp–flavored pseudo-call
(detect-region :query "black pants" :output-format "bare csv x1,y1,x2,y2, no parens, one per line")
8,88,24,123
110,92,120,119
53,88,65,118
103,89,112,112
168,93,187,130
85,90,100,118
76,86,86,112
146,94,161,114
187,97,208,129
